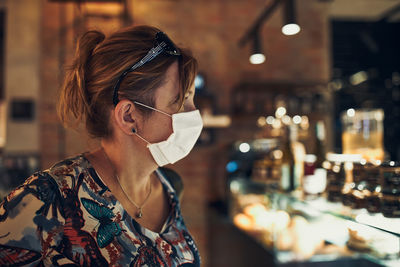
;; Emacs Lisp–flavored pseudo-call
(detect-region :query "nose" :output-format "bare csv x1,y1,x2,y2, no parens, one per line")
179,98,196,112
183,100,196,112
186,103,196,112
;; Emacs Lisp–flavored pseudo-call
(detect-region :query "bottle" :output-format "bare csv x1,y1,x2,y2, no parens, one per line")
303,154,317,196
290,124,305,189
281,126,295,191
313,121,327,194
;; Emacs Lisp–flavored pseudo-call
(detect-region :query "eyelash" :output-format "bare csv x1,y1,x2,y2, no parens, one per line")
173,92,192,106
185,91,193,100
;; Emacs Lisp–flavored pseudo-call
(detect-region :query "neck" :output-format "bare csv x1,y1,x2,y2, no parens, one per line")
100,136,157,198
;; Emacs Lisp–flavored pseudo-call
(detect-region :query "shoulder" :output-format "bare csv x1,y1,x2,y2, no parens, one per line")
1,155,88,211
45,154,89,190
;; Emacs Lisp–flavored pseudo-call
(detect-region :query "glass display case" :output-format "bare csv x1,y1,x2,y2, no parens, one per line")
229,179,400,267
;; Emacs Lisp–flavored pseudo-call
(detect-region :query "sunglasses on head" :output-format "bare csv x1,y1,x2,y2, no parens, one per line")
112,31,181,106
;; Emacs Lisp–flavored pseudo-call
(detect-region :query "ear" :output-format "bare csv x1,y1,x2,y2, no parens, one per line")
113,99,139,136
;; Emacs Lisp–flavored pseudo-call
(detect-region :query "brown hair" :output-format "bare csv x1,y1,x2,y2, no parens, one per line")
57,25,198,138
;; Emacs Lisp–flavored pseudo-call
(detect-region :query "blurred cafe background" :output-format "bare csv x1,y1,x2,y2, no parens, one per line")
0,0,400,266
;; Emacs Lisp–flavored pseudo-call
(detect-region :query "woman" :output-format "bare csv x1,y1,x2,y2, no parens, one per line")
0,25,202,266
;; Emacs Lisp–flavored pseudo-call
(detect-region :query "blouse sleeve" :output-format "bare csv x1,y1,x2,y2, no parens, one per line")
0,172,69,266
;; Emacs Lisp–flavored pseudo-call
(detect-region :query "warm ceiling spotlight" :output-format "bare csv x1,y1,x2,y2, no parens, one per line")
282,0,300,36
249,33,266,64
249,53,266,65
282,24,300,36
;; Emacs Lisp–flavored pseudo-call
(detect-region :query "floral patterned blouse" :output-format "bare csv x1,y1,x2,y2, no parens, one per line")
0,154,200,266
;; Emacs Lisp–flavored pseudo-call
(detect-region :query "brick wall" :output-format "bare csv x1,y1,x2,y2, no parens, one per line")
4,0,41,153
39,1,331,266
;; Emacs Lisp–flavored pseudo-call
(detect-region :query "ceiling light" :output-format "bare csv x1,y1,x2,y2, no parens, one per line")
282,0,300,36
249,33,266,64
282,24,300,35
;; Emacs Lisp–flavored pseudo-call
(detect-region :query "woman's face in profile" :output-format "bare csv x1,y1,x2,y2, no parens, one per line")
138,61,197,144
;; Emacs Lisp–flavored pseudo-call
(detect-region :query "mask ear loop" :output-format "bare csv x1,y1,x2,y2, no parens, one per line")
133,101,172,117
132,101,172,147
134,132,152,147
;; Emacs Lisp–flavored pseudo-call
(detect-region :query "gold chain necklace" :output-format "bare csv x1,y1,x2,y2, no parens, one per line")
101,148,152,218
116,174,152,218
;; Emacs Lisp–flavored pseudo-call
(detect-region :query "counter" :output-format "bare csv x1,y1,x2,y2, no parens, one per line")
229,179,400,267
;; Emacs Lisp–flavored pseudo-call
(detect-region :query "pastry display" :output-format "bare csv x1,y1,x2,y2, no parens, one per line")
233,200,325,260
347,228,371,252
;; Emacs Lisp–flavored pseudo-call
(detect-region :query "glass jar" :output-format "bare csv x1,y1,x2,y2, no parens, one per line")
346,162,381,210
326,160,345,203
252,159,282,187
380,161,400,218
364,163,382,213
303,154,327,196
325,153,362,203
251,139,281,189
341,109,384,162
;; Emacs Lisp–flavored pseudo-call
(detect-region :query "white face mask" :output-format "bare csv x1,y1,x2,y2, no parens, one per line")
133,101,203,166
